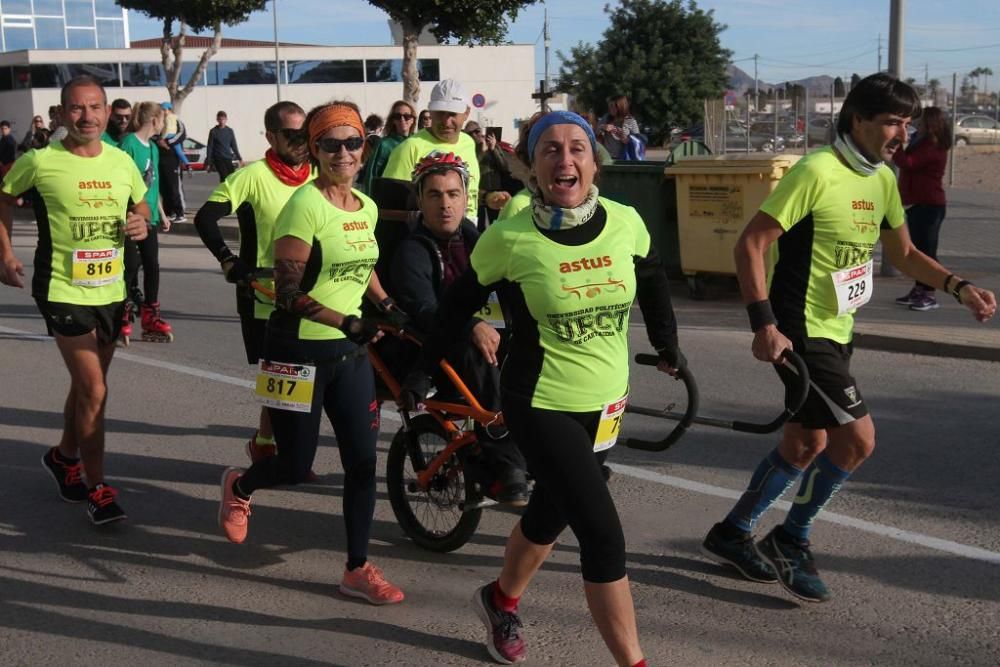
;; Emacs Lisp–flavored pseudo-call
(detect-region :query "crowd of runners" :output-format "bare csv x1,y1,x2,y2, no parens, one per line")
0,72,995,666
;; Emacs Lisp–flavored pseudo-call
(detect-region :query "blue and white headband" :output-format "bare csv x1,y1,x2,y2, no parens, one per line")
526,110,598,163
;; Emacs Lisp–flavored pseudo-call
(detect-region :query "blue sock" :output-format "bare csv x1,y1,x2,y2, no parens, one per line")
725,449,803,534
783,453,851,541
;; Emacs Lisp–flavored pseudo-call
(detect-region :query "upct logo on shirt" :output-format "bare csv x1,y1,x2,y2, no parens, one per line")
549,302,631,345
328,258,377,284
71,219,124,244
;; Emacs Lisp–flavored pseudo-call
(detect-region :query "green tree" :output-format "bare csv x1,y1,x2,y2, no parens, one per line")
928,78,941,103
833,76,845,97
364,0,538,105
556,0,730,144
850,72,861,90
116,1,269,114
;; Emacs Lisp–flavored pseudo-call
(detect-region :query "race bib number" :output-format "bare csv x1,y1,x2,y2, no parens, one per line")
255,361,315,413
475,292,505,329
71,248,122,287
831,260,873,315
594,395,628,452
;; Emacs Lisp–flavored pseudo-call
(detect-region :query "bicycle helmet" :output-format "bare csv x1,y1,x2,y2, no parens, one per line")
411,151,471,192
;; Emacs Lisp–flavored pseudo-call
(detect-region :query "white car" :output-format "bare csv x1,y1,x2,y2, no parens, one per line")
954,115,1000,146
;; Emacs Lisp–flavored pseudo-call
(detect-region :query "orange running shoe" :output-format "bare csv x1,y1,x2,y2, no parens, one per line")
339,562,405,605
218,467,251,543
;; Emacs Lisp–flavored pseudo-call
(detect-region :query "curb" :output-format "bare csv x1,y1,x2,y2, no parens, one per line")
169,220,239,242
853,332,1000,363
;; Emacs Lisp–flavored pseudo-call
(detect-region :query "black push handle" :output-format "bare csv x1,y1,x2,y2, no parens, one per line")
623,354,700,452
730,349,810,434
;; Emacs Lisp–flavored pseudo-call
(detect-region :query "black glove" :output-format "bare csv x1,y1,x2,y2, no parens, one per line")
339,315,381,345
220,253,253,285
657,344,687,371
400,370,432,411
376,297,411,330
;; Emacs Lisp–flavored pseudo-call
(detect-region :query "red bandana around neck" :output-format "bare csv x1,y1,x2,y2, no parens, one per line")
265,149,311,186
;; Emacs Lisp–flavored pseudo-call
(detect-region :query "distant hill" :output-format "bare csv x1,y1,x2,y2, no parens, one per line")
727,65,840,97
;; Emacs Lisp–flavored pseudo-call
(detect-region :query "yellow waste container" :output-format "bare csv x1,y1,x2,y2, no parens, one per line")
664,154,801,298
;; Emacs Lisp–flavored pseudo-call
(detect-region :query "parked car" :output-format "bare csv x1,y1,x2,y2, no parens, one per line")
807,117,835,145
182,137,208,170
954,115,1000,146
672,121,786,153
750,121,804,148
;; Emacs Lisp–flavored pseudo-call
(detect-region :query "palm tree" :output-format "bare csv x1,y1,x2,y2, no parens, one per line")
981,67,994,97
928,78,941,103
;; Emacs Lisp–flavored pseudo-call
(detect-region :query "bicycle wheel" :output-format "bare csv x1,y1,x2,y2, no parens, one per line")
386,413,482,552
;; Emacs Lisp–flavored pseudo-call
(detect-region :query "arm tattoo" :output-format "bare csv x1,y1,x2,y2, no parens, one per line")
274,258,324,320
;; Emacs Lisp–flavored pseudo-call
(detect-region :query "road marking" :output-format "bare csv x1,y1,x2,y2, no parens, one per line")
3,323,998,566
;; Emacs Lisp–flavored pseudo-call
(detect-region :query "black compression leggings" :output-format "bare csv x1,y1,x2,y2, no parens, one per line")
239,336,380,566
124,227,160,303
502,391,625,584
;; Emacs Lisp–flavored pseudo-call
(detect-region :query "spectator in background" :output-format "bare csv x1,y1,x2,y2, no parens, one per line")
892,106,952,312
360,100,415,195
598,94,640,160
417,109,432,130
48,105,68,143
158,101,189,223
102,99,131,147
0,121,18,175
579,111,616,165
364,113,384,139
464,120,513,225
206,110,243,182
19,115,46,154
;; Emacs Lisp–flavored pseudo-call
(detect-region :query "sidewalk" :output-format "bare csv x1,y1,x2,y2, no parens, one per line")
170,175,999,362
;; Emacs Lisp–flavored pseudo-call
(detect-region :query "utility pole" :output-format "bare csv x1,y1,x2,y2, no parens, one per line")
877,33,882,72
888,0,905,77
543,8,551,112
949,73,957,185
924,62,928,88
272,0,281,102
753,53,759,112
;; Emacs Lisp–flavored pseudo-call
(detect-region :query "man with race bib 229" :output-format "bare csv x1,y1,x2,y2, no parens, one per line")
701,73,997,603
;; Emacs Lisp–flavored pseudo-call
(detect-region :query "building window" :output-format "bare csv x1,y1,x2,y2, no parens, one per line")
95,18,123,48
62,62,118,86
216,61,277,85
32,0,64,15
11,63,117,88
365,58,439,83
64,0,94,28
0,66,13,91
94,0,122,19
66,27,94,48
179,61,205,86
121,63,165,87
35,17,65,49
2,0,32,14
286,60,364,84
3,26,34,51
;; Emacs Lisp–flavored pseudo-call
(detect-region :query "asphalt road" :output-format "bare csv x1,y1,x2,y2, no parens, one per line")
1,225,999,666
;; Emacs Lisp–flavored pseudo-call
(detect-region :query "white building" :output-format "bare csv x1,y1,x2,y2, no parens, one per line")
0,0,128,51
0,38,537,159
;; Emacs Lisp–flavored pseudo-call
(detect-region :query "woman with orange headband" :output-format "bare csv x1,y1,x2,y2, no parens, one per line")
218,101,407,606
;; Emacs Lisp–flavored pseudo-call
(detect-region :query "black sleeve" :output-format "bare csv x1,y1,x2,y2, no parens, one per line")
205,128,215,163
230,129,242,161
634,246,679,356
193,200,234,262
389,240,440,334
418,267,494,373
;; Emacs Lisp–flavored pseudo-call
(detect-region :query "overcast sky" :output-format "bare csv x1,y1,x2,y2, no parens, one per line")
127,0,1000,87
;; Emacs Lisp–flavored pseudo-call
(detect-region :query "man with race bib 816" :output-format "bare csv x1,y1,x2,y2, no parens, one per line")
701,73,997,603
0,75,151,525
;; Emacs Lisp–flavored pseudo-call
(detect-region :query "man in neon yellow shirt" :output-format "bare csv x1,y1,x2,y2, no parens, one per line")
382,79,483,222
0,75,151,526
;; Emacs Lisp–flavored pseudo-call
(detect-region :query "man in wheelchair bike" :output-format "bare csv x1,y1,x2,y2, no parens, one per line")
375,151,529,506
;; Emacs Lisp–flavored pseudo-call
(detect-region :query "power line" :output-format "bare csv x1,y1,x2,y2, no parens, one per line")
908,42,1000,53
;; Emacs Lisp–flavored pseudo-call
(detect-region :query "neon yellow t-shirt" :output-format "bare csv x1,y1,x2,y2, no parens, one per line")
381,128,481,220
761,146,906,343
471,198,650,412
497,188,531,222
2,142,147,305
271,184,379,340
207,160,315,319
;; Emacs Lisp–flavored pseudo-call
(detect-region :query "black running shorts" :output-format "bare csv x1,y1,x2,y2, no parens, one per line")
775,336,868,430
236,285,267,364
35,299,124,345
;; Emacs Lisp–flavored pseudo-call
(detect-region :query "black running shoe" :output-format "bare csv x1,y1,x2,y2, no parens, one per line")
756,527,831,602
701,522,778,583
87,484,127,525
472,583,527,664
41,447,88,503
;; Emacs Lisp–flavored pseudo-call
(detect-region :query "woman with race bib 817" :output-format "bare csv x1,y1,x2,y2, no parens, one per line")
217,101,406,606
404,110,684,666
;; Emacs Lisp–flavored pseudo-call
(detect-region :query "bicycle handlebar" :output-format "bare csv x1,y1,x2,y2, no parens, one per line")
622,355,699,452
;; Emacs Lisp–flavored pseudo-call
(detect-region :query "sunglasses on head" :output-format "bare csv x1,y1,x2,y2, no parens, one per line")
315,135,365,153
391,112,415,121
273,127,307,143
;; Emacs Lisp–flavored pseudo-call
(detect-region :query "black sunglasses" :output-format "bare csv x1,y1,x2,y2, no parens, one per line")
315,136,364,153
391,112,415,121
273,127,307,143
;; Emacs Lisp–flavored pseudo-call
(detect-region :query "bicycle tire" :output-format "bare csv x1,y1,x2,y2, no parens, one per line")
386,413,482,552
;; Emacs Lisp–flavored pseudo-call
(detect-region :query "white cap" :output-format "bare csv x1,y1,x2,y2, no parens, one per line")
427,79,469,114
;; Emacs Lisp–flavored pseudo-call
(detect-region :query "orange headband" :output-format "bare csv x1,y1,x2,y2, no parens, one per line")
308,105,364,147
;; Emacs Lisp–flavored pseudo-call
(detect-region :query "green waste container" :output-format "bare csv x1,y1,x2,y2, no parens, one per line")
599,161,681,278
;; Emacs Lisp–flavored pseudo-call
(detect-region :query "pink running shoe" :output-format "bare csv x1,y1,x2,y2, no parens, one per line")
218,467,251,544
339,562,405,605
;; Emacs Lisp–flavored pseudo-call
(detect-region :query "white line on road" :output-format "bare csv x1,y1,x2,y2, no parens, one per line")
3,323,998,566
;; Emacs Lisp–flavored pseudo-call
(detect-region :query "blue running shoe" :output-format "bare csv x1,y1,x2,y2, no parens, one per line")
701,522,777,583
756,527,831,602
